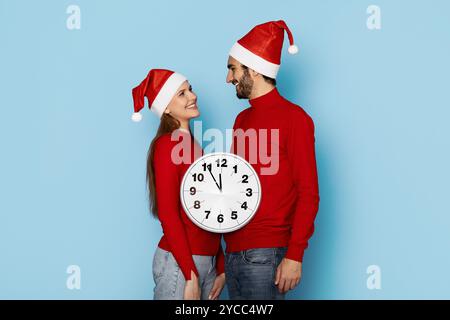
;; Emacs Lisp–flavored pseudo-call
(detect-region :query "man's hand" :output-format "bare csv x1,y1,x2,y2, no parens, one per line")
184,270,201,300
274,258,302,293
208,273,226,300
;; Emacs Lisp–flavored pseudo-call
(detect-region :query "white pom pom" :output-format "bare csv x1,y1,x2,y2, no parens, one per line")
131,112,142,122
288,44,299,55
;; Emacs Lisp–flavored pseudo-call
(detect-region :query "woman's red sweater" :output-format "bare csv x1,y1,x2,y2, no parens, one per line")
153,129,225,281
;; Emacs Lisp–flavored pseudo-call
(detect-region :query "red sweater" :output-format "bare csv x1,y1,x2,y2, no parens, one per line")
225,88,320,262
153,129,225,280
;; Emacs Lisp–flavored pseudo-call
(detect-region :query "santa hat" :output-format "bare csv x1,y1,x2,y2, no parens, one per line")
131,69,187,121
229,20,298,79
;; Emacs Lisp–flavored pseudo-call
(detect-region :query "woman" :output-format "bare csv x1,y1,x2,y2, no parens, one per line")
131,68,225,300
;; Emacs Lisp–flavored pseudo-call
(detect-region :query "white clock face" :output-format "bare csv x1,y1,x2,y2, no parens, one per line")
180,152,262,233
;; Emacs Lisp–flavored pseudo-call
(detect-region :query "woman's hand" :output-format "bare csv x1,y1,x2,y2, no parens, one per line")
208,273,226,300
183,270,201,300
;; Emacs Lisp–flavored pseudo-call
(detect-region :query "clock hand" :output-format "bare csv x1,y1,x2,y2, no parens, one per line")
219,173,222,192
208,167,221,191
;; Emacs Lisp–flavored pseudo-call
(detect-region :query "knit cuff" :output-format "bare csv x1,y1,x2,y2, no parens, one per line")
182,264,199,281
285,244,306,262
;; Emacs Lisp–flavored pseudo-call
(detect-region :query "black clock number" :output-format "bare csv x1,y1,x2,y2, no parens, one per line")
241,202,248,210
217,214,224,223
190,187,196,195
194,200,201,209
242,174,249,183
231,211,238,220
233,165,238,174
216,158,227,167
192,173,204,182
205,210,210,219
246,188,252,197
202,163,212,172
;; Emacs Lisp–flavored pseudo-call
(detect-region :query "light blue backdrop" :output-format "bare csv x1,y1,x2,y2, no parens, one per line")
1,0,449,299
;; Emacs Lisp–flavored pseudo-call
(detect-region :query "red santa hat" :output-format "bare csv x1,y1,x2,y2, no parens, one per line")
229,20,298,79
131,69,187,121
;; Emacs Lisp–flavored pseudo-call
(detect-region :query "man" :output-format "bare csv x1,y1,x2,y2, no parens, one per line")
224,20,320,300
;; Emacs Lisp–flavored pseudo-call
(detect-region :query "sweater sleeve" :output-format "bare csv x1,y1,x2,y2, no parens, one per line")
215,239,225,275
153,136,199,280
230,110,244,154
285,111,320,262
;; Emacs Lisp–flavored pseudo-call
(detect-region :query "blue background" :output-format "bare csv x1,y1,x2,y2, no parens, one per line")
1,0,449,299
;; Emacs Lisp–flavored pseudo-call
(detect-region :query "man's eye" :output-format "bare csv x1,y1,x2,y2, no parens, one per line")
179,91,184,96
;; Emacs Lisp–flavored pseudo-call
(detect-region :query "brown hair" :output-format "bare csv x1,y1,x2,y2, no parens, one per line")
146,113,181,218
241,64,277,86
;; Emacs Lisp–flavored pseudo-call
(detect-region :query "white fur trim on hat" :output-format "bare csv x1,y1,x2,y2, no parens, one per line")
151,72,187,118
229,42,280,79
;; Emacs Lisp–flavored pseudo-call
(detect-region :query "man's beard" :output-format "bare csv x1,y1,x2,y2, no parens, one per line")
236,69,253,99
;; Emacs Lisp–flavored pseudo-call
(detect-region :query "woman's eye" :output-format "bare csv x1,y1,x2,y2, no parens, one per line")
179,92,184,96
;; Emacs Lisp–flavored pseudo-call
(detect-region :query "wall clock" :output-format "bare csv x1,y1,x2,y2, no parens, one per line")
180,152,261,233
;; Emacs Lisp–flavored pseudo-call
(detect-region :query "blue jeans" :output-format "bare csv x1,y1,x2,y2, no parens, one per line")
152,247,217,300
225,246,288,300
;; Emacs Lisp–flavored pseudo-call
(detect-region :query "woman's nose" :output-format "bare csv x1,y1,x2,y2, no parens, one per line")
189,91,197,100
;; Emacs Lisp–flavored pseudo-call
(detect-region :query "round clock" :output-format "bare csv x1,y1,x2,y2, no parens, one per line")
180,152,262,233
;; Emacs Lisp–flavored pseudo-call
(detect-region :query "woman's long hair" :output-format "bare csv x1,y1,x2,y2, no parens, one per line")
146,113,181,218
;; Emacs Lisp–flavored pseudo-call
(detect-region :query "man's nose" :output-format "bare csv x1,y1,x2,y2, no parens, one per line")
226,71,233,83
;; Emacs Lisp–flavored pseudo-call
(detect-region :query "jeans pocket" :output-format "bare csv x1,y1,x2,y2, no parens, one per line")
274,247,288,265
274,246,288,257
152,248,168,282
242,248,274,265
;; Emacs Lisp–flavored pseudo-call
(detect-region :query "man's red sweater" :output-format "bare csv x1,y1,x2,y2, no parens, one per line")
153,130,225,280
225,87,320,262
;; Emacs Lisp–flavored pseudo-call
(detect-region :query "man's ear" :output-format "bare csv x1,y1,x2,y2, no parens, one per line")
164,107,171,114
249,68,260,79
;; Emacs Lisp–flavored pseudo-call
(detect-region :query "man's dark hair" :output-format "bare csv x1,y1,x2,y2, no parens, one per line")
241,64,276,86
262,75,276,86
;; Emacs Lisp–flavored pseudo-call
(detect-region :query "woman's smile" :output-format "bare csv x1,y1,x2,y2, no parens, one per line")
186,102,198,110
